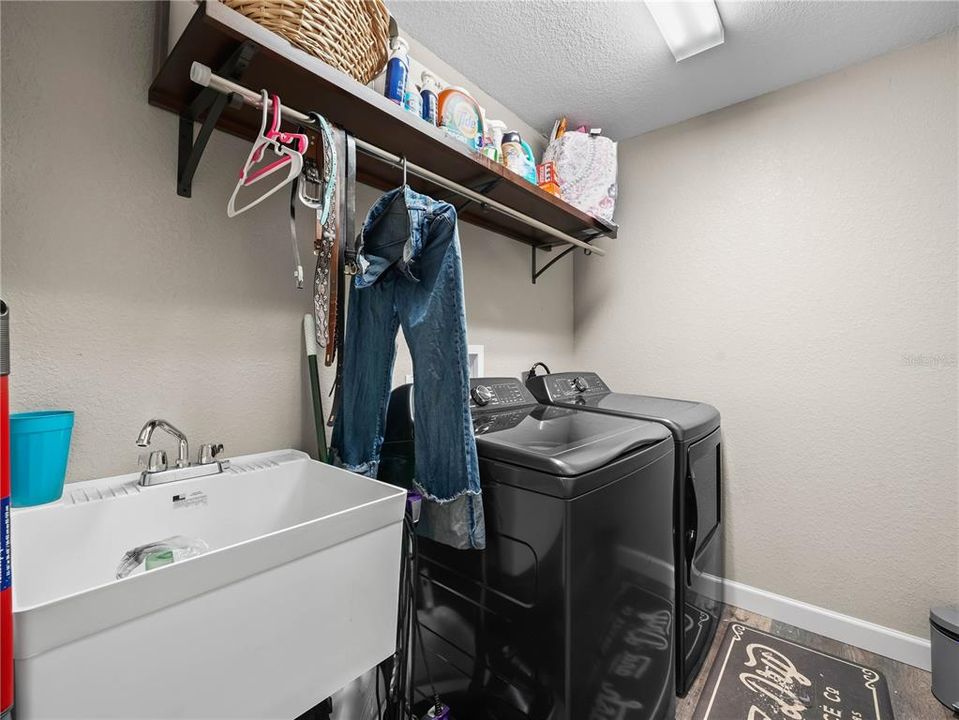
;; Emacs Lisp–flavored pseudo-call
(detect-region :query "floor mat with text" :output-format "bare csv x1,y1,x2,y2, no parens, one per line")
693,623,894,720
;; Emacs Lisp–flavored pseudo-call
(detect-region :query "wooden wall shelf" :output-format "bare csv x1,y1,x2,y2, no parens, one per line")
148,1,617,251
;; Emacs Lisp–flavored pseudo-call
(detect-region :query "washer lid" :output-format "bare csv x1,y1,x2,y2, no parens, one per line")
473,404,671,477
931,605,959,635
527,372,719,443
581,394,718,442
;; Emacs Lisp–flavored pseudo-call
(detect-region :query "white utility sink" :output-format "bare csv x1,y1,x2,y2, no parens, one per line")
11,449,406,719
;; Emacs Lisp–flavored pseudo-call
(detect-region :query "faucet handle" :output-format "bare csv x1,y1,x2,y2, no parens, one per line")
139,450,168,473
198,443,224,465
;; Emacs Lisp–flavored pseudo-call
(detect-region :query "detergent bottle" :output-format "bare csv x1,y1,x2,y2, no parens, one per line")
384,37,409,105
519,139,538,184
501,131,537,184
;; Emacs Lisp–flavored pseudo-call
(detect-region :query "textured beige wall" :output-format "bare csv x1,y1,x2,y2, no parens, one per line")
0,1,573,483
575,32,959,638
4,0,954,646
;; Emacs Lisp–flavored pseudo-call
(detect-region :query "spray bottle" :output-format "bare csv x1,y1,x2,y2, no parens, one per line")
419,71,440,126
1,300,12,720
384,37,410,105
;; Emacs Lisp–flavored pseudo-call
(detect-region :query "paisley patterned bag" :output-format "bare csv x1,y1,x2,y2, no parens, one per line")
543,131,618,222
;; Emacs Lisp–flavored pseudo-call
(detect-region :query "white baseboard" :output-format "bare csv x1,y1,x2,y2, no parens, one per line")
704,574,932,671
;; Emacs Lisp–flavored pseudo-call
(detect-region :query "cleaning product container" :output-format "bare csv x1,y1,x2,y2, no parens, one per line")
10,411,73,507
438,86,484,151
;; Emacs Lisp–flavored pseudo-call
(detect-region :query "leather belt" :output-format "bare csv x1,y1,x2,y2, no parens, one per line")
288,183,303,289
344,133,358,271
327,130,356,427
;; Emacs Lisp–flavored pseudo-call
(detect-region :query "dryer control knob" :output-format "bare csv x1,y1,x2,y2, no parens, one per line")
573,376,589,392
471,385,494,406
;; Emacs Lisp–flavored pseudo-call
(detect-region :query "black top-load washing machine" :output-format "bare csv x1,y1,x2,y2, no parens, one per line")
525,372,724,697
379,378,677,720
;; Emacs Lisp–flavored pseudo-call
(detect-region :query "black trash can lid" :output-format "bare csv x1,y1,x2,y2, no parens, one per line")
931,605,959,635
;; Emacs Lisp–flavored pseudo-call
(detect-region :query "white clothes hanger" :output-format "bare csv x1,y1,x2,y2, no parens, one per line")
227,91,307,218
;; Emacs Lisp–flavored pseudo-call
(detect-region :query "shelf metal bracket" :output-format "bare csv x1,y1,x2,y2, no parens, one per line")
531,243,592,284
450,178,502,214
177,42,256,198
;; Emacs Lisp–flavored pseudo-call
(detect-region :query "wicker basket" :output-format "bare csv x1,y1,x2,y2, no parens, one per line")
224,0,391,85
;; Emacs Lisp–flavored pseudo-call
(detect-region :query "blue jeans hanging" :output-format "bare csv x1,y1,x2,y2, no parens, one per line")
331,186,485,550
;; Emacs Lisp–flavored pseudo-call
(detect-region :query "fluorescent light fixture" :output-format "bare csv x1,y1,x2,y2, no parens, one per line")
645,0,725,62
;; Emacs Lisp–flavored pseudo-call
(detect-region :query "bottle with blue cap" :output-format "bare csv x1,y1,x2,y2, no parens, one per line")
385,37,410,105
420,71,440,125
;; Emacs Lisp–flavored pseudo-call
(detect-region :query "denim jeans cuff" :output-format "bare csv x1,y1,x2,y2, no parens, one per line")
331,450,379,479
412,481,486,550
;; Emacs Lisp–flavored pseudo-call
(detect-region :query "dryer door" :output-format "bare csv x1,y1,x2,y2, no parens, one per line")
686,429,721,567
680,428,724,693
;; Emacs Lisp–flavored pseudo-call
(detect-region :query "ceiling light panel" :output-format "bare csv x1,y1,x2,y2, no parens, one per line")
645,1,725,62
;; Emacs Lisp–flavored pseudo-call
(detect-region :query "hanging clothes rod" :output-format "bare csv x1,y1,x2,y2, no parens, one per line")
189,62,605,257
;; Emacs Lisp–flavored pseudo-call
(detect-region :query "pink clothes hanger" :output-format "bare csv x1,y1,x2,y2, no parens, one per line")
227,91,308,217
246,93,308,184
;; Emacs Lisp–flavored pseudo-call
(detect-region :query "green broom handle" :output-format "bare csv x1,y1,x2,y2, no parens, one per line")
303,315,329,463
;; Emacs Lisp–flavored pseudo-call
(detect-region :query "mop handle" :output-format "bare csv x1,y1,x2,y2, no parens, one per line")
1,300,12,719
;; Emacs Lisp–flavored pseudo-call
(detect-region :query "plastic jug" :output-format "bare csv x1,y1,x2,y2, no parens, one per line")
501,131,537,184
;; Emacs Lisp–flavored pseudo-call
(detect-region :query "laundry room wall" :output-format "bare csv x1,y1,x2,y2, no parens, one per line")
574,32,959,639
0,0,572,483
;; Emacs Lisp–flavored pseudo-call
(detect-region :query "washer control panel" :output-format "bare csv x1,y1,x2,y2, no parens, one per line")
526,371,610,403
469,377,537,411
472,408,531,436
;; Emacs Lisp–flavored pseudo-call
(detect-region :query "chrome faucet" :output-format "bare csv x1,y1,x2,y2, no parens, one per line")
135,418,228,487
137,419,190,468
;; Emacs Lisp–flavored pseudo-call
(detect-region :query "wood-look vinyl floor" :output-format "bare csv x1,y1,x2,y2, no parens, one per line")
676,605,952,720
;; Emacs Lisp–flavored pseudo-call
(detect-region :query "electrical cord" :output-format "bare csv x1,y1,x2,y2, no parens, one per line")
405,515,417,718
415,590,442,715
384,516,410,719
527,361,551,378
384,514,412,720
409,522,443,717
373,670,383,720
382,509,442,720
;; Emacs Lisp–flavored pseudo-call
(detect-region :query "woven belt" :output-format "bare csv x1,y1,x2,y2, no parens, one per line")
307,112,337,353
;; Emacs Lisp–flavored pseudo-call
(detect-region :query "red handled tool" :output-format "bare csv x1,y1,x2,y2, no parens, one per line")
1,300,11,719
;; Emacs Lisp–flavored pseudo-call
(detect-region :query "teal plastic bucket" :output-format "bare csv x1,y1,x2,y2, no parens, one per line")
10,410,74,507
